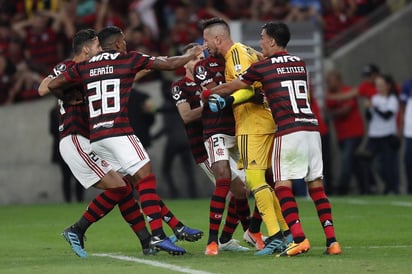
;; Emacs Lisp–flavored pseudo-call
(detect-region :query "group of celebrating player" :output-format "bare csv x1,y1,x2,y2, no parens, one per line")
39,17,341,258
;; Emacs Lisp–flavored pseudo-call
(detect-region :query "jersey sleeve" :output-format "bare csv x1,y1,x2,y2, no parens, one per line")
170,80,187,106
62,64,82,84
194,61,213,87
239,63,263,86
130,51,156,72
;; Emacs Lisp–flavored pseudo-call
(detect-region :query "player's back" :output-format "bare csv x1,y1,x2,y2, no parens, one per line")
249,52,318,136
66,50,155,141
224,42,275,135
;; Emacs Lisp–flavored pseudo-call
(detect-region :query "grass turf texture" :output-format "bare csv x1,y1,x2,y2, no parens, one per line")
1,196,411,274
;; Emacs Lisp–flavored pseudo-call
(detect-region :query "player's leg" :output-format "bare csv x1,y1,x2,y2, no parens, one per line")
272,132,311,257
306,132,341,255
228,157,251,232
59,135,117,258
239,134,284,255
95,135,187,255
198,160,244,247
265,168,291,241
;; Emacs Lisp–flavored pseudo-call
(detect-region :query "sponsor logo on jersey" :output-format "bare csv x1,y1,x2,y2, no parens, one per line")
234,64,242,73
89,52,120,62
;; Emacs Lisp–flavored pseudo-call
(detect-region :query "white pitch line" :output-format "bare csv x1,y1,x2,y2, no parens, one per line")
333,199,412,207
311,245,412,249
93,253,214,274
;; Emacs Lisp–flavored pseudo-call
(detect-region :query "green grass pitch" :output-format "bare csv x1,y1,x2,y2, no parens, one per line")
1,196,411,274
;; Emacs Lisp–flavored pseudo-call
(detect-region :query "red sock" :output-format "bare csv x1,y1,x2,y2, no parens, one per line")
118,183,146,232
208,178,231,243
234,197,251,231
248,204,262,233
159,199,182,229
84,185,129,223
136,174,165,238
275,186,306,243
309,186,337,246
222,196,239,235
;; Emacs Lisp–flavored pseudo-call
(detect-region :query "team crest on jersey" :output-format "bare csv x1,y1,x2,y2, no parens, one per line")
195,65,207,80
172,85,182,100
234,64,242,73
101,160,110,167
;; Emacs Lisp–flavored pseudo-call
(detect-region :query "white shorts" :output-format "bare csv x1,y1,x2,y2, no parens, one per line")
59,135,113,189
91,135,150,176
272,131,323,182
204,134,238,164
198,157,245,183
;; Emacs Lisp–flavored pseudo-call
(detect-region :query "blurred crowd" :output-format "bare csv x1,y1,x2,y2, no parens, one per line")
323,64,412,196
0,0,386,105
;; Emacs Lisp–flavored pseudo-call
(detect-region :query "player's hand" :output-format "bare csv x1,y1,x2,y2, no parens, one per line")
208,94,227,112
186,45,207,57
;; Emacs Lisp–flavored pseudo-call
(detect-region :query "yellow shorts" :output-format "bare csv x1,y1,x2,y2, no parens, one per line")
237,134,274,170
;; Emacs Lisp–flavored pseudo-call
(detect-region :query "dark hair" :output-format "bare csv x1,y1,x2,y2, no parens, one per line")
381,74,398,97
72,29,97,55
262,22,290,48
182,42,199,54
201,17,230,33
97,26,123,49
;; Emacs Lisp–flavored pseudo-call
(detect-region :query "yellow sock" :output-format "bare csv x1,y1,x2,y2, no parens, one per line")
246,169,280,237
272,191,289,232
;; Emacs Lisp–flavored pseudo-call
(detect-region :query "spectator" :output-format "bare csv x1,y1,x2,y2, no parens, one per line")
359,63,380,98
12,10,64,75
250,0,291,21
364,74,400,194
287,0,323,23
325,70,369,195
78,0,125,31
0,54,16,105
399,76,412,194
323,0,357,41
49,104,84,203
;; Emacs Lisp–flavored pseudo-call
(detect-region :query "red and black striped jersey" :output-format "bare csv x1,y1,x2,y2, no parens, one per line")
50,60,89,140
193,56,235,138
63,50,155,142
170,77,208,164
240,52,319,137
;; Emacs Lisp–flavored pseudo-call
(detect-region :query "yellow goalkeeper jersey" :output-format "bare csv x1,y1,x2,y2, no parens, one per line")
224,42,275,135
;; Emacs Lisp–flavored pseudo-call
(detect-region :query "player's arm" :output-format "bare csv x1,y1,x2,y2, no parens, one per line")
326,88,358,101
38,75,53,96
176,102,203,124
150,45,206,70
202,78,249,109
48,74,82,104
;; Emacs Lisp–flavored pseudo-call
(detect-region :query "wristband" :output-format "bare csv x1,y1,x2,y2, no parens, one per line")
202,89,212,99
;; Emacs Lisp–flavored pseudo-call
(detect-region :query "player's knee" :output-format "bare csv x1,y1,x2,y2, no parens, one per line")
212,160,231,179
245,169,267,190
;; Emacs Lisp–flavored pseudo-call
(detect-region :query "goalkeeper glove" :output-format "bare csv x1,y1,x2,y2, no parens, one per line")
208,94,227,112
